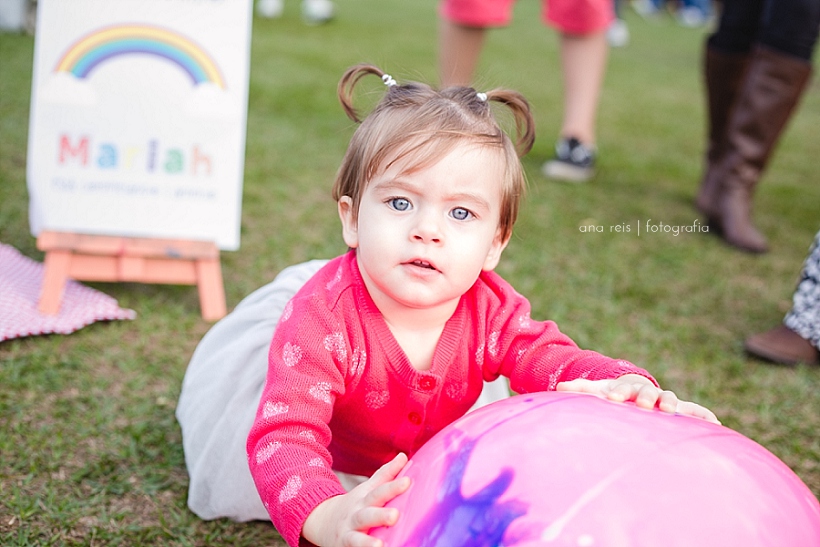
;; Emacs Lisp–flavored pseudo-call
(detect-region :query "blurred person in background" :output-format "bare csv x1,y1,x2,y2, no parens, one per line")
632,0,713,28
608,0,631,48
438,0,613,183
694,0,819,253
745,230,820,365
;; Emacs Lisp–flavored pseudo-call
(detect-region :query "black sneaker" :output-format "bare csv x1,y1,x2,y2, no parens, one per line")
542,137,596,182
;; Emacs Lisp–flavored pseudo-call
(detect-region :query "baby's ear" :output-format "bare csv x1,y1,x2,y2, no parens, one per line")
482,231,510,271
338,197,359,249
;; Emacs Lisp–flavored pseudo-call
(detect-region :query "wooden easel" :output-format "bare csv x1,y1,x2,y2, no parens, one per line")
37,231,226,321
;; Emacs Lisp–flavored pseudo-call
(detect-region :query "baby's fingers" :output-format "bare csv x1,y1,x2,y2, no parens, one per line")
677,400,721,425
365,474,411,509
555,378,599,394
358,453,411,512
351,505,401,532
368,453,408,486
603,380,640,403
340,529,386,547
656,390,679,414
630,385,677,412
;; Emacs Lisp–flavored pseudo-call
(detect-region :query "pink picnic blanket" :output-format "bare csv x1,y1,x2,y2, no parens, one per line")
0,242,136,341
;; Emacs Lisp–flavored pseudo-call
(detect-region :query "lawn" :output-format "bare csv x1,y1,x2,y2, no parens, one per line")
2,1,819,545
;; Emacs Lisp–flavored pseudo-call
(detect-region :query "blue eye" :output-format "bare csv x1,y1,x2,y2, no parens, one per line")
388,198,411,211
451,207,472,221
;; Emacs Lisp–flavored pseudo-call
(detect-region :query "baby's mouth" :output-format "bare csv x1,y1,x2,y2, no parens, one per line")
408,259,437,271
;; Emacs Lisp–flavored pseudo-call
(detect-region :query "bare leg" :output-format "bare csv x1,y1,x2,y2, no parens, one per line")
439,19,487,86
558,31,608,145
542,31,608,182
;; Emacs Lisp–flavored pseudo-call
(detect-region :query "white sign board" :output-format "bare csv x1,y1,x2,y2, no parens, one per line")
27,0,252,250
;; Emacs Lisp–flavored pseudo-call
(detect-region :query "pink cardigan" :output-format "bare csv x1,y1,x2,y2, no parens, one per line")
247,251,655,546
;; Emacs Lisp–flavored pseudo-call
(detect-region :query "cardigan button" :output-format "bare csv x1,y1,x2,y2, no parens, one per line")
407,412,422,425
419,377,436,390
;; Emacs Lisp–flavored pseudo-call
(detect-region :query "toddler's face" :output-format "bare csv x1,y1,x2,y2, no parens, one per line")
339,141,508,316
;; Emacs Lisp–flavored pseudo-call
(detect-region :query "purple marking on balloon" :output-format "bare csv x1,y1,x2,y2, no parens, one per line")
404,433,528,546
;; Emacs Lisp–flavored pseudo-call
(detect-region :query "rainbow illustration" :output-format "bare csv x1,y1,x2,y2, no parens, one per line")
54,24,225,89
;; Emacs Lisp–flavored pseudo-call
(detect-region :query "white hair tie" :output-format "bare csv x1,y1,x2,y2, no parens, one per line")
382,74,397,87
476,92,488,102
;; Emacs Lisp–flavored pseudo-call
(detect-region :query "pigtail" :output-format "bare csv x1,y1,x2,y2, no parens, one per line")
484,89,536,157
338,63,390,123
334,64,533,240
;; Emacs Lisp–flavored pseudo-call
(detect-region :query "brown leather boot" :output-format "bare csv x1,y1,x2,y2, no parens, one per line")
745,324,819,365
695,46,749,221
712,46,812,253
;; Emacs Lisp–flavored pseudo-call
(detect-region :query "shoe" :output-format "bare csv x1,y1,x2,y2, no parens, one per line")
257,0,284,18
744,325,819,366
301,0,334,24
706,46,811,253
607,19,630,48
695,46,750,222
542,137,596,183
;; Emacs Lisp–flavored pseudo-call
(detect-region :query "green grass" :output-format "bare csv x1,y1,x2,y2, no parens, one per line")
2,2,820,544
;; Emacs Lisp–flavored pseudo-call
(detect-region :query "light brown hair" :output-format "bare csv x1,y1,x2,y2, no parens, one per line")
332,64,535,242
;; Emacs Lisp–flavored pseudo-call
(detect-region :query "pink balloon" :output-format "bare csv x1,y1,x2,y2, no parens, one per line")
370,392,820,546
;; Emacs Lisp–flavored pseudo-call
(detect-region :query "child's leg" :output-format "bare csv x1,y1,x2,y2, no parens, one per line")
437,0,515,87
542,0,612,182
557,31,608,146
544,0,612,145
439,20,487,87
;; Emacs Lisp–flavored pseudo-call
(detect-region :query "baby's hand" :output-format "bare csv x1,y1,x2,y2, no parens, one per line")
556,374,720,425
302,452,411,547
